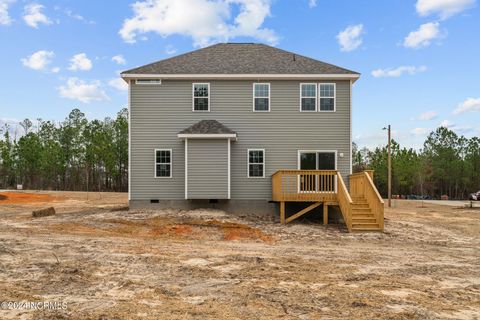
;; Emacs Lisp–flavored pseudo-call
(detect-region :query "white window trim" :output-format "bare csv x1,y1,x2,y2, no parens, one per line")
299,83,317,112
247,148,266,178
297,150,338,193
154,148,172,178
192,83,210,112
319,83,336,112
136,79,161,85
253,83,270,112
297,150,338,170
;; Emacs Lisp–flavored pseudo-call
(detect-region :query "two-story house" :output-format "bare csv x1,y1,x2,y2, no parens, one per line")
121,43,384,232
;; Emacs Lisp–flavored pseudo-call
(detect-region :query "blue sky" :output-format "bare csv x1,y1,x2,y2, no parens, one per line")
0,0,479,148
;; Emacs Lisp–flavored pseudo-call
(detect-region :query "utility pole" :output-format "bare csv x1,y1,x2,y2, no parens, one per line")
387,125,392,207
383,125,392,207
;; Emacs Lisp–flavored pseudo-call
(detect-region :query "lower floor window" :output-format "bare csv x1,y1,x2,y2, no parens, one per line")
155,149,172,178
248,149,265,178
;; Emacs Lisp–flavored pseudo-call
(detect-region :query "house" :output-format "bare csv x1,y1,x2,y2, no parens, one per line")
121,43,384,232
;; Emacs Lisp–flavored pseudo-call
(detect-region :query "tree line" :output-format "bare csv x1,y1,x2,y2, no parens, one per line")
0,108,128,192
1,107,478,199
353,127,480,199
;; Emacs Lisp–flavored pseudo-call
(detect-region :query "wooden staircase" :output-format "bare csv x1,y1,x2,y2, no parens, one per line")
272,169,384,232
350,197,383,231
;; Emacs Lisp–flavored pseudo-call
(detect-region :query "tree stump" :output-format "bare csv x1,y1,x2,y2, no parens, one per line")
32,207,56,218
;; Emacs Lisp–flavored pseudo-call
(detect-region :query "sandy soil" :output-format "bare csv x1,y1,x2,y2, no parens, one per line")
0,191,479,319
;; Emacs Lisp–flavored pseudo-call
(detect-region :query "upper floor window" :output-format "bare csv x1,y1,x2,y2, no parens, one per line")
319,83,336,111
155,149,172,178
193,83,210,111
253,83,270,112
248,149,265,178
300,83,317,111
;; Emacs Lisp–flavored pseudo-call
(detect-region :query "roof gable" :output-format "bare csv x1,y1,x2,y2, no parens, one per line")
179,120,236,135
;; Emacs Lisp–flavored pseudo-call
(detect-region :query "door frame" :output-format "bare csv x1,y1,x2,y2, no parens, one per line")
297,150,338,193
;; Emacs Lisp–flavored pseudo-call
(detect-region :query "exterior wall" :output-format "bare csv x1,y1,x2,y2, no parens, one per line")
130,199,277,217
187,139,229,199
130,79,351,201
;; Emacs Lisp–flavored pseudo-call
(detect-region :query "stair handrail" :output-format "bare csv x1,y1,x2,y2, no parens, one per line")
363,171,385,231
336,172,353,232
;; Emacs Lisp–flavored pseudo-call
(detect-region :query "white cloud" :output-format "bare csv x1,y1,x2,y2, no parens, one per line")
308,0,317,8
58,78,109,103
23,3,52,28
372,65,427,78
68,53,93,71
336,24,364,52
108,78,128,92
0,117,23,138
21,50,55,71
416,0,475,19
165,44,177,55
453,97,480,114
440,119,454,127
51,66,60,73
438,119,473,134
112,55,126,65
403,22,443,48
419,111,438,120
65,8,95,24
119,0,278,47
411,127,430,135
0,0,15,25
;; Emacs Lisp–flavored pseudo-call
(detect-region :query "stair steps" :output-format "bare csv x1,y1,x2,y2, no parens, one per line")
349,198,382,232
352,217,377,223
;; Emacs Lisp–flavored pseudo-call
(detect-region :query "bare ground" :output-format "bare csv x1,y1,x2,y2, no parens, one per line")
0,191,479,319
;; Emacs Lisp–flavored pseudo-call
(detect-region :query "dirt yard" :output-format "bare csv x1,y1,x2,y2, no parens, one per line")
0,191,479,319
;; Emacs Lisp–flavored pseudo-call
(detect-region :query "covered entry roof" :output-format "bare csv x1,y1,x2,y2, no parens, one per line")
178,120,236,139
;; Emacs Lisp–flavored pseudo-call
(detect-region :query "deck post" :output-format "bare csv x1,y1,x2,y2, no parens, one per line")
280,201,285,224
323,203,328,225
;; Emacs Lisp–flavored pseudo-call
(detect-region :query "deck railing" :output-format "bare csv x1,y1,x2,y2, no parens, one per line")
349,171,384,230
337,171,353,231
272,170,353,228
272,170,338,202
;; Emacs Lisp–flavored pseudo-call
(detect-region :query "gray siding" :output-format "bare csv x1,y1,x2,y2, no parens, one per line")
130,80,351,200
187,139,228,199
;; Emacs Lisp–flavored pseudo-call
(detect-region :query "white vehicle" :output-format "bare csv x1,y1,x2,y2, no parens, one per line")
469,191,480,201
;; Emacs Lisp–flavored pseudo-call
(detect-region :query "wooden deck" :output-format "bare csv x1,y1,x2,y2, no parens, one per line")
272,170,384,232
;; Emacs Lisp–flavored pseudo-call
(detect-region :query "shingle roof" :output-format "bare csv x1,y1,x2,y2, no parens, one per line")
179,120,236,135
122,43,358,75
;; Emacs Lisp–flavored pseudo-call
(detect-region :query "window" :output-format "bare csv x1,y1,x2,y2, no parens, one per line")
300,83,317,111
136,79,161,85
319,83,336,111
253,83,270,111
155,149,172,178
298,150,337,192
248,149,265,178
193,83,210,111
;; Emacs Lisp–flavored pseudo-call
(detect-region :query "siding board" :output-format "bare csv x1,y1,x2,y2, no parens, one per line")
130,80,351,200
187,139,228,199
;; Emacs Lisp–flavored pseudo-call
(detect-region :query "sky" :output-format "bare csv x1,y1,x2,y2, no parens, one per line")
0,0,479,149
